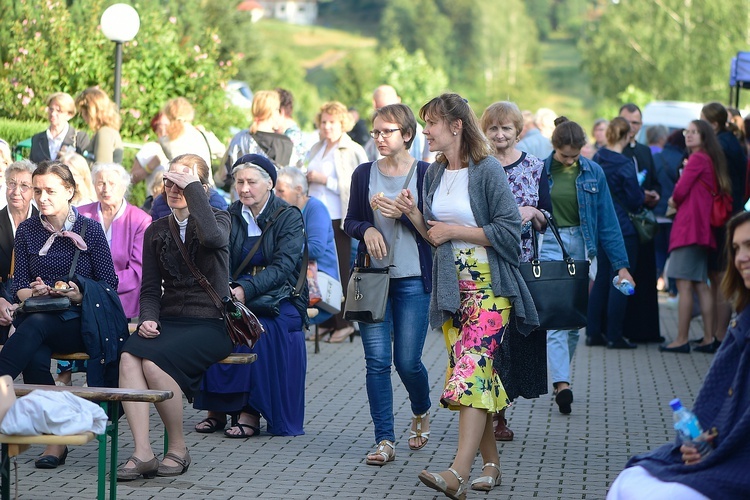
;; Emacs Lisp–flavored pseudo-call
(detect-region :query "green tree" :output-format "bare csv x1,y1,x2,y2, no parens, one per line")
580,0,749,102
377,45,449,113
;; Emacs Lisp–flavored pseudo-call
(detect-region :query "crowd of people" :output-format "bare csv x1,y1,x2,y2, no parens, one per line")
0,84,749,497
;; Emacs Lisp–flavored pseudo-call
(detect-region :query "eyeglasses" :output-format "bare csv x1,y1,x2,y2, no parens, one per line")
683,130,699,136
369,128,401,140
163,178,183,190
7,181,32,193
47,106,66,115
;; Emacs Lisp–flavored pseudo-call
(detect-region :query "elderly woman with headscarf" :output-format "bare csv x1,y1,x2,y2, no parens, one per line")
193,154,308,439
30,92,90,164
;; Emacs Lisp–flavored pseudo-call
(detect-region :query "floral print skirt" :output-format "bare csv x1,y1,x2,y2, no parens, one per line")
441,247,512,413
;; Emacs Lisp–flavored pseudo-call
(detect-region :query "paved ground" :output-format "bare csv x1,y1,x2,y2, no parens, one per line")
9,295,714,499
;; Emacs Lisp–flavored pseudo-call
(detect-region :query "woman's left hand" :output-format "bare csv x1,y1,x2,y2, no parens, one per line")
138,320,160,338
163,164,201,190
519,206,546,231
426,220,453,246
50,280,83,304
680,430,716,465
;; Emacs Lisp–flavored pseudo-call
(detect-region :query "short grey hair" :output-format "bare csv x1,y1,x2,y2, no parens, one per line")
6,159,37,181
277,166,308,195
91,162,132,195
231,163,272,184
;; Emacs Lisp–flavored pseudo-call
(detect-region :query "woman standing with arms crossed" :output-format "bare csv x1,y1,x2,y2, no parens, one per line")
541,117,634,414
75,88,123,164
305,101,368,343
345,104,432,465
661,120,732,353
398,93,538,497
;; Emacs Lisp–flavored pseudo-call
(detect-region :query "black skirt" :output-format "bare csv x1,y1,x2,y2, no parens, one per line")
122,317,233,401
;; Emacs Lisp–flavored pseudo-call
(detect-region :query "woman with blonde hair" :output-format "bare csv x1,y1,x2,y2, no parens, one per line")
75,88,122,164
305,101,368,343
160,98,213,173
59,152,96,206
30,92,90,163
221,90,293,188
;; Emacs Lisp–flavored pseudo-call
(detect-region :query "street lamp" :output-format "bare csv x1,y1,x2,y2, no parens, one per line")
100,3,140,109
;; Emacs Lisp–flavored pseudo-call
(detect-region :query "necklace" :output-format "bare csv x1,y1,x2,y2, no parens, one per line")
443,168,462,195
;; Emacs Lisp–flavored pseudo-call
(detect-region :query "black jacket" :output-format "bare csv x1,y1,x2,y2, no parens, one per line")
228,194,308,328
718,130,748,214
30,126,90,163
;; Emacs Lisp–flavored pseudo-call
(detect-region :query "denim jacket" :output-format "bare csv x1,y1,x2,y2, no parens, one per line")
543,154,629,270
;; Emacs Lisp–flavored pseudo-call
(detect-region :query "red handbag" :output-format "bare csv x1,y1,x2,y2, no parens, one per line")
700,178,733,228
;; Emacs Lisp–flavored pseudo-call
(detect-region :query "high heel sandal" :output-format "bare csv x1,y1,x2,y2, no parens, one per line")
418,467,467,500
470,462,502,491
409,411,430,450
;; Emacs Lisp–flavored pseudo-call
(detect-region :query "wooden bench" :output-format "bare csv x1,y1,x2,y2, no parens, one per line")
10,384,173,500
52,352,257,365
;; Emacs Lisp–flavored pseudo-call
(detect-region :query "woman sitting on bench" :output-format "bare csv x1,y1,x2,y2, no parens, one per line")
0,160,122,469
117,154,233,480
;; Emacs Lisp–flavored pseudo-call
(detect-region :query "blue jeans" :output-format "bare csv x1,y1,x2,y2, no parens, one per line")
540,226,587,386
359,277,431,443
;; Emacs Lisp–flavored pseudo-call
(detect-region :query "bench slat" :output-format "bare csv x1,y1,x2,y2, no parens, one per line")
52,352,257,364
0,431,96,446
14,384,172,403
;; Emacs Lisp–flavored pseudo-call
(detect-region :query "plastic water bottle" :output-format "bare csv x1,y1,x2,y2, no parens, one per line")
670,398,712,458
637,169,647,186
612,276,635,295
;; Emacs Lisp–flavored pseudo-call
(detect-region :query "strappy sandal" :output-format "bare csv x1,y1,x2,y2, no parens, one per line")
418,467,467,500
365,439,395,466
470,462,502,491
224,422,261,439
409,411,430,450
156,450,191,477
194,416,226,433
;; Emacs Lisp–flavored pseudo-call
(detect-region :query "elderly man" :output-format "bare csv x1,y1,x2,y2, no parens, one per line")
364,85,434,162
517,110,553,159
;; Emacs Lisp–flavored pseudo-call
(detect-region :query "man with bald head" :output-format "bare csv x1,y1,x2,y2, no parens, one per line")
365,85,434,162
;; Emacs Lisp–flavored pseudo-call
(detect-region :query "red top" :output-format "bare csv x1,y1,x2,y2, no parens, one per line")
669,150,717,251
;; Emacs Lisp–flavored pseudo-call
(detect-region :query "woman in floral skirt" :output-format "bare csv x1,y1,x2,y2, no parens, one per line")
397,93,538,498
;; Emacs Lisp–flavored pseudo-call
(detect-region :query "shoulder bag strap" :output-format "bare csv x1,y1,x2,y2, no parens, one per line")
67,218,88,281
381,159,418,268
231,206,287,280
168,216,223,311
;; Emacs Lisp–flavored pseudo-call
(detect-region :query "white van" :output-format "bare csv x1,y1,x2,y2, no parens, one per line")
636,100,703,143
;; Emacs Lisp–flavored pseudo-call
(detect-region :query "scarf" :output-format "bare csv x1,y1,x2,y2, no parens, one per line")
38,214,88,256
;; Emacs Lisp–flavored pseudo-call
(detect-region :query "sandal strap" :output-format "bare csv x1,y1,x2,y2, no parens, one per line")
447,467,464,485
412,411,430,438
370,440,395,460
482,462,501,475
163,452,188,467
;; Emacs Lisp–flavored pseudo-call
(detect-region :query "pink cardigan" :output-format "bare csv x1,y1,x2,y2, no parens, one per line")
78,202,151,318
669,150,716,252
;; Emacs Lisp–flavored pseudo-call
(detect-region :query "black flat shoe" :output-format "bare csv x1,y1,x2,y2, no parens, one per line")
555,388,573,415
35,447,68,469
659,343,691,353
607,339,637,349
694,339,720,353
585,335,607,346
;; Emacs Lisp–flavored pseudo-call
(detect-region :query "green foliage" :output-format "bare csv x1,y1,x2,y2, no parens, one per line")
580,0,749,102
0,117,48,149
0,0,244,145
377,46,449,113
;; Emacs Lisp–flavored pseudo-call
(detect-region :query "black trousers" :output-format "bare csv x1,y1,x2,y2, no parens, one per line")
0,311,86,384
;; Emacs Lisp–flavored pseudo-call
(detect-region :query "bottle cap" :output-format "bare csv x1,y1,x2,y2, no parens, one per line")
669,398,683,411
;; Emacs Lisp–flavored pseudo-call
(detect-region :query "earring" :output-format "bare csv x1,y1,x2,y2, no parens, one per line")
453,131,457,136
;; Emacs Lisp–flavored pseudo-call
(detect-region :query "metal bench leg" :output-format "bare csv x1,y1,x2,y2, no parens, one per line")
108,403,120,500
1,444,9,500
163,429,169,457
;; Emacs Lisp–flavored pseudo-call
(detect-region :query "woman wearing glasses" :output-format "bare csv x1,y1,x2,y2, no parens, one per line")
30,93,90,164
344,104,432,465
305,101,368,343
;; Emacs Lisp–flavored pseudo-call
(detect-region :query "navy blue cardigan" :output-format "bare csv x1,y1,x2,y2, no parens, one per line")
626,308,750,498
344,160,432,293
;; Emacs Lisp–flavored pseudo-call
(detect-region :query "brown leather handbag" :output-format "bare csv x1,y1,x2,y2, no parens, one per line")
168,217,264,348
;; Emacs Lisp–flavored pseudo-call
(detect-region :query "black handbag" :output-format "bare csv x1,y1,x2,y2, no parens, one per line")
343,159,417,324
168,216,264,348
232,206,307,317
519,214,589,330
17,219,88,314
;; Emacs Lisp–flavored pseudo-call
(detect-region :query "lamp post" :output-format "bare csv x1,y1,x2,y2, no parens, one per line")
100,3,140,109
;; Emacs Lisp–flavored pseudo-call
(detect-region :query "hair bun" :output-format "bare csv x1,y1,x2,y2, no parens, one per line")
554,116,569,127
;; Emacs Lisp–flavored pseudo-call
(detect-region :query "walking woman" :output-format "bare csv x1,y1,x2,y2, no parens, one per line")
479,101,551,442
588,117,645,349
117,154,233,479
400,93,538,497
662,120,732,353
345,104,432,465
541,117,634,414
